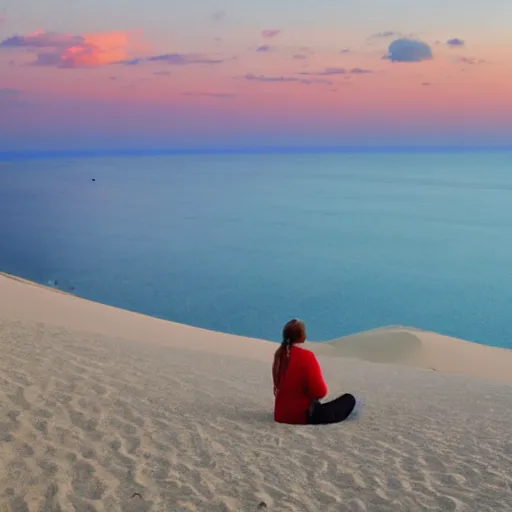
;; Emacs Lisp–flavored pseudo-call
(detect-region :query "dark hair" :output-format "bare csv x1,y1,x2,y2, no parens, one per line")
282,318,306,345
272,319,306,396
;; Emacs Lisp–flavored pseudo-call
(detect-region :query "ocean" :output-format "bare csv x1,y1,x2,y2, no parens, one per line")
1,151,511,348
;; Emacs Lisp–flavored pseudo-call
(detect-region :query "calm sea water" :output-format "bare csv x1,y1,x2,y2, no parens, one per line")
1,151,512,348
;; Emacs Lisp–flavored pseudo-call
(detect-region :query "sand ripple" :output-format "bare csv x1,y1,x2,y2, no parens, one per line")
1,317,512,511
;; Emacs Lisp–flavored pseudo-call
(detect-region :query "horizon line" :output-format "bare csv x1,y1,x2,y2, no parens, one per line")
1,145,512,162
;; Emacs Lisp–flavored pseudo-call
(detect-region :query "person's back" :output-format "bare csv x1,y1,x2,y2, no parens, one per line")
273,319,357,425
274,344,328,424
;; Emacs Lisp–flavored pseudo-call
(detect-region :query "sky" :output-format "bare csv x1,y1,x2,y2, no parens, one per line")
1,0,512,152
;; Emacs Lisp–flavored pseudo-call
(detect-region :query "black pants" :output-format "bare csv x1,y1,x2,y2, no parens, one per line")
306,393,356,425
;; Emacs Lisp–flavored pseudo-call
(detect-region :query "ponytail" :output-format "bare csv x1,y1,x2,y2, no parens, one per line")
272,337,292,397
272,319,306,396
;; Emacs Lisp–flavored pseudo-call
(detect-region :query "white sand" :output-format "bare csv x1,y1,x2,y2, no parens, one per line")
1,273,512,511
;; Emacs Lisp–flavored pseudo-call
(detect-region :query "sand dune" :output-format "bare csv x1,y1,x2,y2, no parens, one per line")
0,272,277,362
3,272,512,385
310,326,512,384
1,273,512,511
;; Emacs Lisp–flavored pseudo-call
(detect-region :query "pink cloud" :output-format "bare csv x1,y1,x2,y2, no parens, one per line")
243,73,332,85
146,53,224,65
182,91,235,99
457,56,485,65
1,31,82,49
298,67,373,76
0,30,144,68
261,29,281,39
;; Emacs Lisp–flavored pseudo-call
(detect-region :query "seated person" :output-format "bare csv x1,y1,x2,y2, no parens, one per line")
272,319,356,425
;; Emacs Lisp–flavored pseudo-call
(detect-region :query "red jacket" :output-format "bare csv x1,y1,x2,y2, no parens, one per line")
273,346,328,424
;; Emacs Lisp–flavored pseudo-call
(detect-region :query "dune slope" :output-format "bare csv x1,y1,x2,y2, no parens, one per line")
310,325,512,384
1,274,512,511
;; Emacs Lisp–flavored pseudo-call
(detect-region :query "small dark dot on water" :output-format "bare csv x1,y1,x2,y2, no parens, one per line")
92,178,96,181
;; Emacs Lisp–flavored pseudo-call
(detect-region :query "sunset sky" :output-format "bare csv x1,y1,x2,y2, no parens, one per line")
1,0,511,151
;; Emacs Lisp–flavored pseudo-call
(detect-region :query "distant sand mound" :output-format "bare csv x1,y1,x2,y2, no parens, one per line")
310,327,423,363
308,325,512,384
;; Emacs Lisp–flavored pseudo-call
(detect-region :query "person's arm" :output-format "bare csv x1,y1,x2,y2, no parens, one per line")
304,351,328,400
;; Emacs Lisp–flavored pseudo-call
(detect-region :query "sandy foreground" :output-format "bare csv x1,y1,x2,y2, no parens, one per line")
1,273,512,511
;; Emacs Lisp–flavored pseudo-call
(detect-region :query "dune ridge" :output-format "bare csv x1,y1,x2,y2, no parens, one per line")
1,273,512,511
3,272,511,385
311,325,512,384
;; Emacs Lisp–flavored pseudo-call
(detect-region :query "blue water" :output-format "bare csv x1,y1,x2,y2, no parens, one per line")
1,151,512,348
